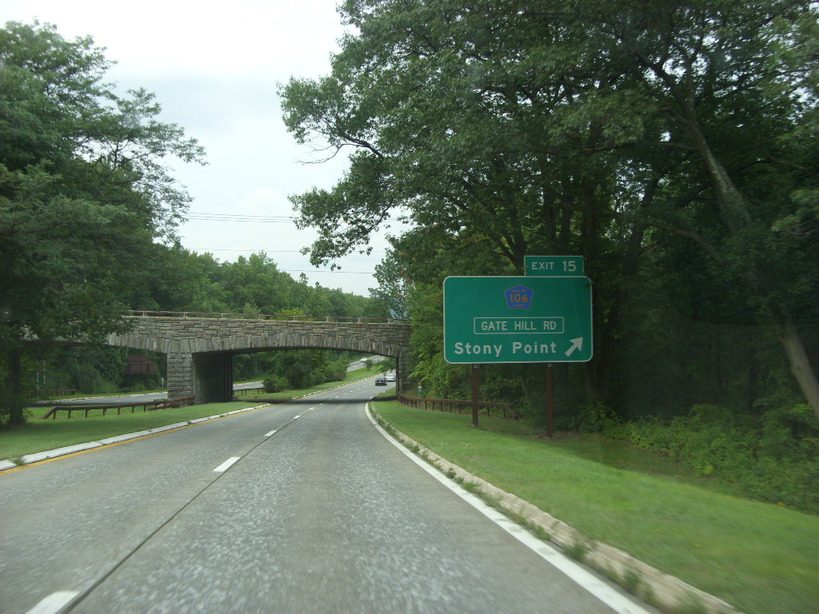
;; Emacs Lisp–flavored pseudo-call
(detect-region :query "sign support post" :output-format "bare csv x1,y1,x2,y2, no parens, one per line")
471,364,480,427
545,363,554,438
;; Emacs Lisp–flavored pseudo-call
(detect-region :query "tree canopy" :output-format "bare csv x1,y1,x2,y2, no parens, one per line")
0,22,205,422
281,0,818,416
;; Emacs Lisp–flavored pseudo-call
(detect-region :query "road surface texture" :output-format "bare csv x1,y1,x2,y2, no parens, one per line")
1,378,647,613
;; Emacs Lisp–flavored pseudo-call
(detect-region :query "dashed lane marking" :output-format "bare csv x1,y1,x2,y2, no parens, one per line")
212,457,240,473
25,591,79,614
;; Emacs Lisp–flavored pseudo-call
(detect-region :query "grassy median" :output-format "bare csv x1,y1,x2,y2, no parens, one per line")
0,368,384,462
0,402,259,461
372,401,818,614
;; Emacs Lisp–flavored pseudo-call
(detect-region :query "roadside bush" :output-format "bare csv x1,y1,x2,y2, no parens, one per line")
604,404,818,513
263,375,289,393
578,401,619,433
321,358,349,382
558,401,620,433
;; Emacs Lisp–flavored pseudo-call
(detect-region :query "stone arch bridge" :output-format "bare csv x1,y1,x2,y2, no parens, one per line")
107,313,412,403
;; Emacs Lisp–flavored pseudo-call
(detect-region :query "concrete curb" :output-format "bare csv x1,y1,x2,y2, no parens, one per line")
0,459,19,471
0,404,271,471
370,409,740,614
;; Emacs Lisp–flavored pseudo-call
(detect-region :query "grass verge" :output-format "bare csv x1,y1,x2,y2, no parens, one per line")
1,368,383,461
0,402,258,461
372,402,818,614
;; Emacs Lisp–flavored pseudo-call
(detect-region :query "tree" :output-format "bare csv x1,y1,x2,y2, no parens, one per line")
0,22,205,424
370,249,411,320
281,0,818,415
592,0,819,413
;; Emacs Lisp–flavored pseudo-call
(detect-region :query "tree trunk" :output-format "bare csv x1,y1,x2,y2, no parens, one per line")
684,109,819,415
779,318,819,417
598,174,658,410
5,347,25,425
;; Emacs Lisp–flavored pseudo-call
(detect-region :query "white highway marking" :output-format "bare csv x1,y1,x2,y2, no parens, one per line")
264,429,277,437
365,406,650,614
26,591,79,614
212,457,240,473
292,415,301,420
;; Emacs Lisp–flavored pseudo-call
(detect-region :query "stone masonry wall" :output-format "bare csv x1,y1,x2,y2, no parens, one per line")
110,317,411,356
108,316,413,401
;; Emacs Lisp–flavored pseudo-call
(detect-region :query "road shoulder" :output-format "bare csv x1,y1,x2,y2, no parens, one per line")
366,403,739,614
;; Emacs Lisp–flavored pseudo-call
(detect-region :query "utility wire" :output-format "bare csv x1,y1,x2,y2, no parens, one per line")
186,213,295,223
287,270,374,274
187,248,385,254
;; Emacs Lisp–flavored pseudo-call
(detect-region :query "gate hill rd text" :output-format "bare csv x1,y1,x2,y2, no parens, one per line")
475,317,563,334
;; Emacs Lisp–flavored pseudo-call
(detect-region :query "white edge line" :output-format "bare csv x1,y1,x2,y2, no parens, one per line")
97,430,154,445
364,404,650,614
213,456,240,473
25,590,80,614
149,421,189,434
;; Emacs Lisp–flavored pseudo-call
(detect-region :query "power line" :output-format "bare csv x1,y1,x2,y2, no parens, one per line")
187,248,385,254
186,213,295,223
287,270,375,275
188,248,304,253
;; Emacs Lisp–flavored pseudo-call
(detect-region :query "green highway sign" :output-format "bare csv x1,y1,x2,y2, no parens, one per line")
524,255,584,276
443,276,593,364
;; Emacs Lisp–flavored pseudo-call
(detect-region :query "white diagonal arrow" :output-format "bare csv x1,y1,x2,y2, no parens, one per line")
565,337,584,357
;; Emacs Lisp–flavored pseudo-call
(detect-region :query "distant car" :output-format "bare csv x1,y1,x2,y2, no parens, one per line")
385,372,396,382
375,376,387,386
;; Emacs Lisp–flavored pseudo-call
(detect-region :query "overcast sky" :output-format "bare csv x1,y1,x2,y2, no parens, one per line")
3,0,395,296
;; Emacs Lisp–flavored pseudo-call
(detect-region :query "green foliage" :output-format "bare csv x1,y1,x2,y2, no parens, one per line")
0,23,386,421
567,401,620,434
283,0,819,417
606,404,818,512
375,401,819,614
0,21,204,423
1,238,384,415
262,375,288,393
130,248,382,320
249,351,352,393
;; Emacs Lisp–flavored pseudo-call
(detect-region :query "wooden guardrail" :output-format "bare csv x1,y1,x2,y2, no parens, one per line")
233,384,265,397
41,396,196,420
398,394,515,419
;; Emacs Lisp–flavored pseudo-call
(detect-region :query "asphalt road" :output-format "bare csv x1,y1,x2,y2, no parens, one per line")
1,378,643,614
